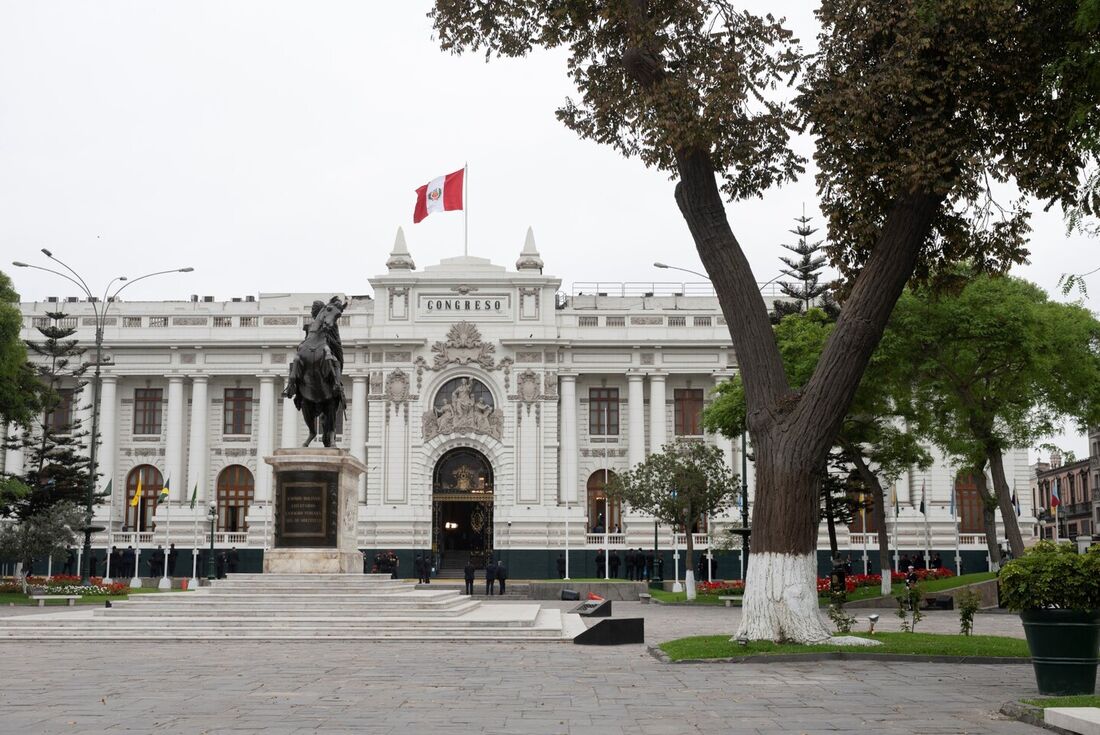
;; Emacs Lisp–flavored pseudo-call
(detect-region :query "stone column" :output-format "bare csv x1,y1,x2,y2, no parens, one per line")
349,376,368,501
627,373,646,468
98,376,118,502
165,376,185,500
3,423,23,477
280,379,298,449
648,373,667,454
256,376,276,503
186,375,209,503
559,374,578,504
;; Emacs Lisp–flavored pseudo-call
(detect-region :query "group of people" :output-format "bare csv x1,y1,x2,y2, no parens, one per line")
369,550,400,578
414,553,434,584
586,548,660,580
898,552,943,571
463,558,508,595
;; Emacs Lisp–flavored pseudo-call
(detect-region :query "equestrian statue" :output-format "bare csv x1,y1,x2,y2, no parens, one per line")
283,295,348,447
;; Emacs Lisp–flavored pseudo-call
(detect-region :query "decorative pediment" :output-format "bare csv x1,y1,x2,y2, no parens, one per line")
431,321,496,370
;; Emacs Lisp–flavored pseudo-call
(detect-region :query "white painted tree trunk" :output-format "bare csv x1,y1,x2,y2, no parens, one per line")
685,570,696,601
734,551,834,643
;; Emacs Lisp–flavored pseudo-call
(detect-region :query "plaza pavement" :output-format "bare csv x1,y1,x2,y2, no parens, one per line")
0,602,1043,735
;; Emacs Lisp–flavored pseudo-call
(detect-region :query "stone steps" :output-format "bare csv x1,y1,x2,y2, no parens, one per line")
0,573,581,642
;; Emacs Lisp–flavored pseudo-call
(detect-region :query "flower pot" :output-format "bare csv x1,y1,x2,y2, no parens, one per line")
1019,608,1100,695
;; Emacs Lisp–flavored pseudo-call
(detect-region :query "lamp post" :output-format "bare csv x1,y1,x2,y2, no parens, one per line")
13,252,192,585
206,501,218,581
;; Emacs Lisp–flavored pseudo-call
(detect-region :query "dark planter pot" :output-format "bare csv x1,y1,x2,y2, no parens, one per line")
1019,608,1100,696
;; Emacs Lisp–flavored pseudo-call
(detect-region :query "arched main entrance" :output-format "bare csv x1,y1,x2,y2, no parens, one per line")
432,447,494,570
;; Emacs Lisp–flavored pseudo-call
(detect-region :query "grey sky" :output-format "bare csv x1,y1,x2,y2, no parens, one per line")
1,1,1095,458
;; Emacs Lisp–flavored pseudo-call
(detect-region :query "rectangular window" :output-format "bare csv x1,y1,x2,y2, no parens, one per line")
123,316,142,328
149,316,168,328
132,388,163,435
240,316,257,328
674,389,704,435
213,316,232,328
223,388,253,435
588,388,619,436
45,388,75,433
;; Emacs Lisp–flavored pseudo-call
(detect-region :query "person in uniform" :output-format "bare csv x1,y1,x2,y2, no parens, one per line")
167,544,178,577
609,550,621,579
556,553,566,579
463,558,476,595
495,559,508,595
414,553,424,584
485,559,497,596
228,546,240,574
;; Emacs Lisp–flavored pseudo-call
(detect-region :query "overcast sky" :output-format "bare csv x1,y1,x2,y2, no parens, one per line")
1,1,1095,459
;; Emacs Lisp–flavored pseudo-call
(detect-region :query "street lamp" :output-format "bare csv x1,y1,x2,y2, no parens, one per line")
13,252,193,585
206,501,218,581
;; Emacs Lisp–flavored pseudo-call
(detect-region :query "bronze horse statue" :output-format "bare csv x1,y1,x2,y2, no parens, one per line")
283,296,347,447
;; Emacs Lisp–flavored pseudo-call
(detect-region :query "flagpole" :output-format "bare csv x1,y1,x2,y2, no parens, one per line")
463,162,469,257
131,494,142,589
923,484,931,569
159,489,171,590
861,505,868,576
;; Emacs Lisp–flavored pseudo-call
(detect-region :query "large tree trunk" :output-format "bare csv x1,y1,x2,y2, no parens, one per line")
846,448,893,595
974,468,1002,571
669,149,942,641
986,446,1025,558
684,506,696,601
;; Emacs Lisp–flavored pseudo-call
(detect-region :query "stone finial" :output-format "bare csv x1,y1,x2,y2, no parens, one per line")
386,227,416,271
515,226,544,272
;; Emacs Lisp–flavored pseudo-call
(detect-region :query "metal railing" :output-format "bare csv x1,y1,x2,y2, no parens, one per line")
205,532,249,545
570,281,786,299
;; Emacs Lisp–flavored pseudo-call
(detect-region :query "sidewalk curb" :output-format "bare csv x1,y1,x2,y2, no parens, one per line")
650,648,1031,665
999,701,1078,735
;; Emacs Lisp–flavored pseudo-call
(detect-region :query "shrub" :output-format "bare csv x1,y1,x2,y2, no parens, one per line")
895,584,924,633
827,589,856,634
998,541,1100,611
956,588,982,636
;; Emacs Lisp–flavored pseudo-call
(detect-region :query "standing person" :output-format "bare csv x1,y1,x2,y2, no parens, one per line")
151,545,165,578
463,557,476,595
624,549,635,581
556,553,566,580
899,553,911,573
389,551,400,580
424,551,432,584
609,550,620,579
123,546,135,578
63,548,75,576
931,552,943,570
167,544,178,577
109,546,121,578
485,558,497,596
228,546,240,574
638,549,648,580
595,549,605,579
495,558,508,595
89,552,98,578
216,550,227,579
414,553,424,584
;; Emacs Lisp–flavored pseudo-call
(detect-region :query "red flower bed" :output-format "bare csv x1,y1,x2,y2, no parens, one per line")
698,567,954,596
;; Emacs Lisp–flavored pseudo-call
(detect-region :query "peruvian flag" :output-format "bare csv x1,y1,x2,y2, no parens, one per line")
413,168,464,223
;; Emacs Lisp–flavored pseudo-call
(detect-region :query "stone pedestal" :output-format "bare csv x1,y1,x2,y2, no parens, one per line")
263,448,366,574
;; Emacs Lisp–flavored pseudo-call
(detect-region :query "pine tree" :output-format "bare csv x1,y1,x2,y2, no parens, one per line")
771,211,838,323
1,311,94,519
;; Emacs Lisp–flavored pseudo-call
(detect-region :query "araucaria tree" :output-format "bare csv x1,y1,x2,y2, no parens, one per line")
607,441,739,600
431,1,1099,641
772,212,836,323
2,311,93,519
891,273,1100,563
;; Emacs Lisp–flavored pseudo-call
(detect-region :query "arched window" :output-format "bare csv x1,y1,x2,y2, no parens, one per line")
848,492,879,534
125,465,163,532
586,470,621,533
216,465,255,532
433,448,493,494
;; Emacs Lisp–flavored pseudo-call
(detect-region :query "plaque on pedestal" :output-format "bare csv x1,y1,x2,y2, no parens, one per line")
263,448,366,574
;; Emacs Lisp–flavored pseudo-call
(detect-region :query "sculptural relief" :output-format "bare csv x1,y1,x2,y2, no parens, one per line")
430,321,496,370
422,376,503,441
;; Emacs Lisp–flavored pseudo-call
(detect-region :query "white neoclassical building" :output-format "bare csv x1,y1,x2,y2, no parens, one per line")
4,231,1038,578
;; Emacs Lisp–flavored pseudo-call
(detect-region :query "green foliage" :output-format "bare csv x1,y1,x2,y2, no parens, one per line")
803,0,1100,283
0,271,46,426
0,500,84,570
772,212,839,323
998,541,1100,611
826,589,855,634
895,584,924,633
607,441,738,570
956,588,982,636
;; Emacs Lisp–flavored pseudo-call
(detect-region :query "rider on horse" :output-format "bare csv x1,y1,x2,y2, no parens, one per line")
283,296,345,406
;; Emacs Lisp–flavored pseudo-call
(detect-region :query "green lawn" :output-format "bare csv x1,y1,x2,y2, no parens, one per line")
537,578,642,583
0,588,180,606
649,588,730,605
1021,695,1100,709
838,572,998,603
659,632,1029,661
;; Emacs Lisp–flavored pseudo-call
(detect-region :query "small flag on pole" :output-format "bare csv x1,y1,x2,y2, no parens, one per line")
1050,478,1061,511
413,168,464,223
1012,490,1021,517
130,475,143,507
96,478,113,499
918,481,926,515
189,483,199,510
891,483,899,515
158,474,170,503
